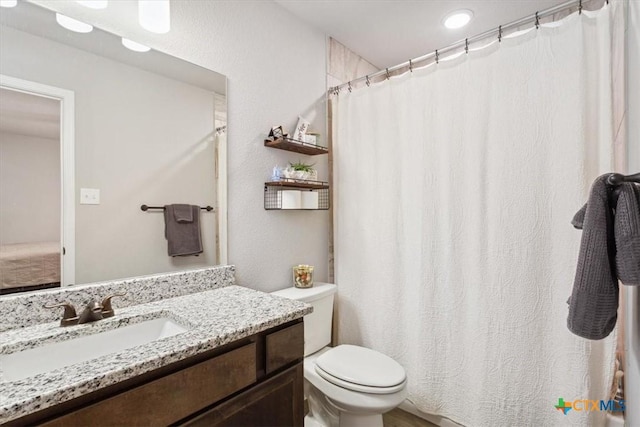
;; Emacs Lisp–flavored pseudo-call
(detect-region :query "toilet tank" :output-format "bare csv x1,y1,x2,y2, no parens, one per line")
271,283,337,357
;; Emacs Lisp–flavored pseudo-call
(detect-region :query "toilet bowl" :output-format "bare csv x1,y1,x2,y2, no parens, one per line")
271,283,407,427
305,346,407,427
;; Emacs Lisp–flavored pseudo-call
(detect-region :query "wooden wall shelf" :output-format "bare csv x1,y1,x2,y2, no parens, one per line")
264,138,328,156
265,180,329,190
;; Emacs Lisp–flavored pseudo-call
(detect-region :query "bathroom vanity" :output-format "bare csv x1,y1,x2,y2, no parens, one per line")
0,281,310,426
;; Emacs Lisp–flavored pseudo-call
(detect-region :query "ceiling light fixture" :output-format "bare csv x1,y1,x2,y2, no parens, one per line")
76,0,108,9
443,10,473,29
0,0,17,8
122,38,151,52
56,13,93,33
138,0,170,34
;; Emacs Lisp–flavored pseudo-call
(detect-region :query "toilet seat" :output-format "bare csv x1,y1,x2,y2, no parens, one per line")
314,345,406,395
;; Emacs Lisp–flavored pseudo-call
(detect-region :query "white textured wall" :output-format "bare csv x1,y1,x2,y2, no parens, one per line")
29,0,329,291
0,132,60,245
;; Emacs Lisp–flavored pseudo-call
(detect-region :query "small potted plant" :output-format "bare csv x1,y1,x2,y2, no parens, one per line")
284,160,317,181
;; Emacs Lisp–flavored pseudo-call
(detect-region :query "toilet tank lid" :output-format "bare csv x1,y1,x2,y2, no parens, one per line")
271,283,337,302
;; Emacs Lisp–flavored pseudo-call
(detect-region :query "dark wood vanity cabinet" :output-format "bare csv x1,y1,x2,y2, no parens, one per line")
182,364,303,427
9,320,304,427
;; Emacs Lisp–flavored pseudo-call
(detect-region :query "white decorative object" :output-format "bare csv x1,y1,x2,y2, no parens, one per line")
282,166,317,182
301,192,319,209
293,116,310,141
280,190,301,209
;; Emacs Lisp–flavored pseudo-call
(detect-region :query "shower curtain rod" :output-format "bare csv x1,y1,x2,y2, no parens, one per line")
330,0,597,94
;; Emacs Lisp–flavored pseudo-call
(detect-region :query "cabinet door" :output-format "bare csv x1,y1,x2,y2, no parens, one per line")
39,343,256,427
266,322,304,374
182,363,303,427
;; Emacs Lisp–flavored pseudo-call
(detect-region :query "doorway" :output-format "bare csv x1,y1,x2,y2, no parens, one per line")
0,75,75,293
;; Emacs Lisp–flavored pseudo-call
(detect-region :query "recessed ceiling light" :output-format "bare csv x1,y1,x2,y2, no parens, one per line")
138,0,170,34
56,13,93,33
0,0,18,8
76,0,108,9
443,10,473,29
122,38,151,53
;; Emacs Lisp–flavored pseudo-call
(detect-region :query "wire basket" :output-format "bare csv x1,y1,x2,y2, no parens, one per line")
264,180,329,210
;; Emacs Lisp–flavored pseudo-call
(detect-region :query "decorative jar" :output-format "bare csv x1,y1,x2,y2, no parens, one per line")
293,265,314,288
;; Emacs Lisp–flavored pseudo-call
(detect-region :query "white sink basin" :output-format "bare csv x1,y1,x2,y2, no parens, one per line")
0,317,188,382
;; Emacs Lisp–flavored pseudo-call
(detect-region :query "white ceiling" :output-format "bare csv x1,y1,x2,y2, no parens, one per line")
275,0,569,68
0,88,60,140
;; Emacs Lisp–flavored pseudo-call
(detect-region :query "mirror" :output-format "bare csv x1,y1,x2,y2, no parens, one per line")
0,1,227,295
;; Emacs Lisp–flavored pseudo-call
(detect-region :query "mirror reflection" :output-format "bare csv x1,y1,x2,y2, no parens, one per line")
0,1,227,295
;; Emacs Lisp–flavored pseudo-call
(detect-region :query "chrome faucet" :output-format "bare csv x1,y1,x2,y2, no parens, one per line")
44,292,127,327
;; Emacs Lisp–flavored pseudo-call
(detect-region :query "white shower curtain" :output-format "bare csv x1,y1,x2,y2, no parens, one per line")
334,6,618,427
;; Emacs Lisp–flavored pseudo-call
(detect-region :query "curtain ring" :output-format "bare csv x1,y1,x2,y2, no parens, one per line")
535,12,540,29
465,38,469,54
366,75,371,87
385,68,390,80
348,81,352,93
498,25,502,42
435,49,439,64
409,59,413,72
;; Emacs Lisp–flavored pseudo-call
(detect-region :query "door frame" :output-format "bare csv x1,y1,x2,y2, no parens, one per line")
1,74,75,286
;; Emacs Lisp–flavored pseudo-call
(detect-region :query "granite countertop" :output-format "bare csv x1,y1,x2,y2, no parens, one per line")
0,285,311,424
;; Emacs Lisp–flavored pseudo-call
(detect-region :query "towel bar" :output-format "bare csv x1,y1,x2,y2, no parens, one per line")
140,205,214,212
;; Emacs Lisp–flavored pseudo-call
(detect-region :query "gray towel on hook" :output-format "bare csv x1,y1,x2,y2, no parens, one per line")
615,183,640,285
164,205,202,257
567,175,618,340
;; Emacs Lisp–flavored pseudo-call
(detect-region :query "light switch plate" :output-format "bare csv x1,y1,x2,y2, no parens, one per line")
80,188,100,205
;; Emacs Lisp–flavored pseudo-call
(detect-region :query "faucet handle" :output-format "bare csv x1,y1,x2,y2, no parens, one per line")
100,292,127,318
44,302,79,327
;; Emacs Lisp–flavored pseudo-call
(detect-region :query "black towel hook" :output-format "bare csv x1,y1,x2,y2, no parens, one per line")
607,172,640,186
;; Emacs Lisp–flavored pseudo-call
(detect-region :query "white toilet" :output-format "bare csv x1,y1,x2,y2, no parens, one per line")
271,283,407,427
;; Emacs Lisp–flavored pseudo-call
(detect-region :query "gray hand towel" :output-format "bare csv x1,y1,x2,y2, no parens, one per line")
173,204,193,223
615,183,640,285
567,175,618,340
164,205,203,257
